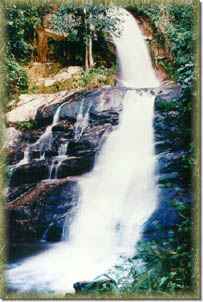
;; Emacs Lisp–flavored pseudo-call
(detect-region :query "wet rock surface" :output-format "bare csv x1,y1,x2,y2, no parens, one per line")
143,86,192,240
6,87,123,245
7,179,79,243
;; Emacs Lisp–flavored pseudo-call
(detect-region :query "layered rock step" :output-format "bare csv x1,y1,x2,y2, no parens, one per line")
6,87,123,244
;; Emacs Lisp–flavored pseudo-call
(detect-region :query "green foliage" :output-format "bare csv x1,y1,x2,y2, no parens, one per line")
5,4,42,62
133,3,194,87
51,4,121,67
28,66,116,94
5,55,28,97
15,120,37,131
163,5,194,88
119,201,193,294
4,3,52,98
52,4,121,41
79,65,116,87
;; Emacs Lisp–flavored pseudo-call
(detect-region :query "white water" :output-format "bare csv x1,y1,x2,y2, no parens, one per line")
74,99,90,141
6,8,159,293
49,142,69,179
36,102,66,158
16,146,30,167
113,8,159,89
15,101,67,169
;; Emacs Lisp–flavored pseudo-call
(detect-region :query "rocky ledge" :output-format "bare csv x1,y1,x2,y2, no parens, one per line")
5,87,123,244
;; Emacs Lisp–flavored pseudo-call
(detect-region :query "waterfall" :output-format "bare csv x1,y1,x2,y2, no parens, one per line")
113,8,159,88
14,101,67,170
6,8,159,293
16,146,30,167
74,99,90,141
49,142,69,179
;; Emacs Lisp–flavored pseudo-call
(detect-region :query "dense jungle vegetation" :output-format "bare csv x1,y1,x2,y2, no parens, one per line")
3,1,198,297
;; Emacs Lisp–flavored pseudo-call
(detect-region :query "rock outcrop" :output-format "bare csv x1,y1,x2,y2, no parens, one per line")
6,90,78,124
143,87,192,240
6,87,123,244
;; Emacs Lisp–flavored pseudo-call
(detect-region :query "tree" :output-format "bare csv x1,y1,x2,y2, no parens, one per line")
52,4,122,70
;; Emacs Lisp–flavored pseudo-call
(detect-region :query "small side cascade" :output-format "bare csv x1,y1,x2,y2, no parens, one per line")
49,142,69,180
96,93,107,112
53,103,65,125
58,142,69,156
48,160,56,179
36,125,53,159
55,142,69,179
74,100,90,141
14,102,68,170
41,222,54,242
16,146,30,167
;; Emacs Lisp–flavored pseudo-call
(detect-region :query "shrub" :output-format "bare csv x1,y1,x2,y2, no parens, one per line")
5,55,28,97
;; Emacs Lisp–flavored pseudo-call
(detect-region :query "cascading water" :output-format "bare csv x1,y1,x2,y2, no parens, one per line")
35,102,66,159
49,142,69,179
6,8,159,293
113,8,159,89
74,99,90,141
13,104,63,170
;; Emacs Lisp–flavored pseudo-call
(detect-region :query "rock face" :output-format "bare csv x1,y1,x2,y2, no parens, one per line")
6,87,123,244
132,13,173,84
5,127,22,149
6,91,75,124
143,86,192,240
7,179,79,243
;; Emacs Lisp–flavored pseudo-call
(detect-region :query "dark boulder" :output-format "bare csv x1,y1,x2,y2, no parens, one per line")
57,154,95,178
7,179,79,243
9,160,49,187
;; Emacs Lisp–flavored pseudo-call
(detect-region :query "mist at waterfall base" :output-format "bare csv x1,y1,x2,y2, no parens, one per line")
6,9,159,293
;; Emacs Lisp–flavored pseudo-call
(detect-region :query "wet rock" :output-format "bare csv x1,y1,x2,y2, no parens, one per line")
7,146,25,166
73,277,117,294
52,120,75,132
35,91,87,127
148,83,192,242
90,111,119,126
143,186,192,241
7,183,36,203
9,160,49,187
22,128,46,144
7,179,79,243
67,140,96,156
6,91,76,125
57,154,95,178
35,87,123,127
156,83,182,101
5,128,25,165
5,127,22,149
157,151,187,174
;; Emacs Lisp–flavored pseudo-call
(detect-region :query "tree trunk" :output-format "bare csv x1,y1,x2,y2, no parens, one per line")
88,36,94,68
85,36,94,70
85,41,89,70
36,27,49,63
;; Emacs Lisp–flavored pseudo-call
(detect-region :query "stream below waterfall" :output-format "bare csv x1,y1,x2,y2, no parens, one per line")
6,8,160,293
